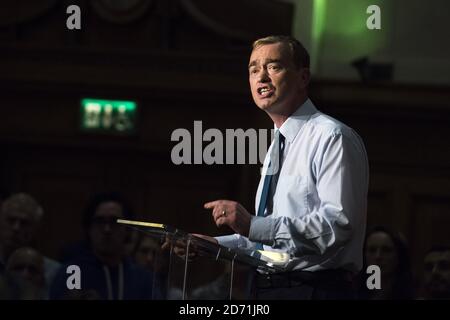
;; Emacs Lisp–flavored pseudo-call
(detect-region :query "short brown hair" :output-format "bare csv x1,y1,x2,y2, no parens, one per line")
252,35,310,69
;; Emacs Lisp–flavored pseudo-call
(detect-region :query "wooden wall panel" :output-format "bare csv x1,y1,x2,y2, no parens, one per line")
1,1,449,279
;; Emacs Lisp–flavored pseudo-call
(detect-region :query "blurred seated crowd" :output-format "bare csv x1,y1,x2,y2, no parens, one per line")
0,191,449,300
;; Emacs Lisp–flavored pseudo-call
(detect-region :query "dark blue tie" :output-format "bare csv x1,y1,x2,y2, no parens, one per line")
255,131,285,251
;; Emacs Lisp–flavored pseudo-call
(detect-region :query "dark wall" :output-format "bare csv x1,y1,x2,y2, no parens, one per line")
1,0,449,280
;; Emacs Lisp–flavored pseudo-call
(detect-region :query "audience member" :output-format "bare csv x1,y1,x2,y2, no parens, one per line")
134,233,169,299
0,193,60,291
357,226,414,299
50,192,158,300
421,245,450,300
6,247,46,299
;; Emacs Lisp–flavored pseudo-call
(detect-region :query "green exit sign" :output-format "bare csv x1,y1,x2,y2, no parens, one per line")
80,98,137,134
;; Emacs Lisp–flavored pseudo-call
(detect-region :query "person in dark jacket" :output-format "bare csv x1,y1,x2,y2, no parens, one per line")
50,192,159,300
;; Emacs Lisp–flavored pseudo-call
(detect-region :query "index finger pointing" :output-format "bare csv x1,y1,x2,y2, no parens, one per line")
204,201,220,209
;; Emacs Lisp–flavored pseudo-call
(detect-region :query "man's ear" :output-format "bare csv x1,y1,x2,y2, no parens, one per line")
299,68,311,89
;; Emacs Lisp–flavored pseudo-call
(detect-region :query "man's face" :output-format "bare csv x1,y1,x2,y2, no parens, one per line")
248,42,307,113
135,237,161,271
423,251,450,299
365,232,399,276
6,248,44,288
0,209,37,253
88,201,127,256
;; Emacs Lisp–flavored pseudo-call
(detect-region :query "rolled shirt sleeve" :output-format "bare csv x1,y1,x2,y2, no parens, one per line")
215,233,258,251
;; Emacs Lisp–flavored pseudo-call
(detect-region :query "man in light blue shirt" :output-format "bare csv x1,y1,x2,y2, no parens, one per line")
203,35,369,299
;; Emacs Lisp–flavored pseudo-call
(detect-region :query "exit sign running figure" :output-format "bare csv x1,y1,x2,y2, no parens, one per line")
80,98,137,134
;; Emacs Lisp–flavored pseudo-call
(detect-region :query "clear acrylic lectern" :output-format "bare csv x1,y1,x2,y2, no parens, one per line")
117,218,286,300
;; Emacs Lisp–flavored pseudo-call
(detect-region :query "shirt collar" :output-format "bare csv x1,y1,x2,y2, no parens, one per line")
275,98,318,144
